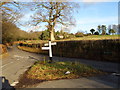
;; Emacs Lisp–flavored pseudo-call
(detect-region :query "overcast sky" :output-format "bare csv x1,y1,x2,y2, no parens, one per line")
16,0,119,33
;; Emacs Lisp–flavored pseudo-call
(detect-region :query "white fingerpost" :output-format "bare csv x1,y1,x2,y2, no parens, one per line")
49,41,52,57
41,47,50,50
42,40,57,63
44,42,56,46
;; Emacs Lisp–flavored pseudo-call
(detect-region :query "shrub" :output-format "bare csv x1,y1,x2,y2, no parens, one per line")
0,44,7,54
94,31,99,35
39,30,50,40
75,32,84,37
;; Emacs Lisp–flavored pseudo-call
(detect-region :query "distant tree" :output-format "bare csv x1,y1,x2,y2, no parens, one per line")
86,33,92,36
118,24,120,34
109,29,116,35
101,25,107,35
69,33,75,38
112,25,118,34
94,31,99,35
75,31,84,37
108,25,111,31
1,2,22,23
63,32,69,39
2,20,20,44
30,30,33,33
54,31,59,40
39,30,50,40
97,25,101,34
90,29,95,35
1,1,23,44
55,31,60,35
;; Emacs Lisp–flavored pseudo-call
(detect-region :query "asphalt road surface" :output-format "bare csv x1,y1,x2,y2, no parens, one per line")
1,45,120,88
2,45,48,85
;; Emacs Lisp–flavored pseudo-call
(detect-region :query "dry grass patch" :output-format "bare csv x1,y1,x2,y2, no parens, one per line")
17,46,47,54
17,46,41,53
0,44,7,54
0,53,9,59
55,35,120,42
0,44,9,59
16,61,105,88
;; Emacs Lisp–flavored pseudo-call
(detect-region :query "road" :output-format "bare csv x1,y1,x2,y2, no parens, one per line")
2,45,48,86
1,45,120,88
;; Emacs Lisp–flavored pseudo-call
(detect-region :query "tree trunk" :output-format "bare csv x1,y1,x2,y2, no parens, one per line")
50,27,55,41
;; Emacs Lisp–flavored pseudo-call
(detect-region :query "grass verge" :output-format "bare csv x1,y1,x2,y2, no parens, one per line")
0,53,9,59
17,46,41,53
17,35,120,44
17,46,47,54
15,61,105,88
55,35,120,41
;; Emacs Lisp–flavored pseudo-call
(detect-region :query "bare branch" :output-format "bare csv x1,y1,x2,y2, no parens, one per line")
30,2,79,40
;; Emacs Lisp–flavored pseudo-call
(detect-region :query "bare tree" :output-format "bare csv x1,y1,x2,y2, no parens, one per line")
1,1,23,43
90,29,95,35
0,1,22,23
97,25,101,34
101,25,107,35
30,2,79,41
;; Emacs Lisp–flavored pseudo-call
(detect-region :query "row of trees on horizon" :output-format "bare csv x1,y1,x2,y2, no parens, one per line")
89,24,118,35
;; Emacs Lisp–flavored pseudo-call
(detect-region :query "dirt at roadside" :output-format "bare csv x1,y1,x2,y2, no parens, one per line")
0,44,7,54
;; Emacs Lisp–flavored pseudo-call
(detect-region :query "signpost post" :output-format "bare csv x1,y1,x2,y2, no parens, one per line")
42,40,56,63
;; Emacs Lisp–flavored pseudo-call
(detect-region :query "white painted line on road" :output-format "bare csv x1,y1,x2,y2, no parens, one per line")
11,81,19,86
14,55,29,59
1,62,13,68
14,55,21,58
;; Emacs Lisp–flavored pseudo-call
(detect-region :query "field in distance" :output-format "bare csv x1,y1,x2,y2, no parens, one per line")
23,35,120,44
